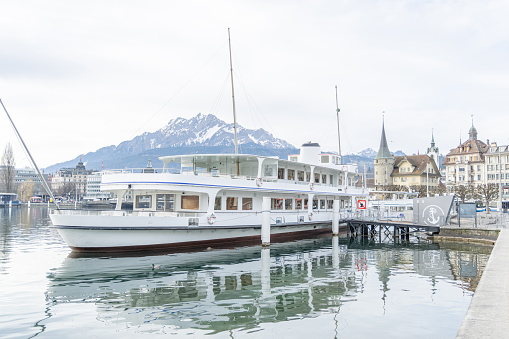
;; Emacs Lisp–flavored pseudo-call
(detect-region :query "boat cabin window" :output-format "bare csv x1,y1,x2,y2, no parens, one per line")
312,199,318,209
329,175,333,186
264,165,275,177
320,199,326,209
287,169,295,181
338,176,343,185
306,172,311,182
296,199,302,209
278,168,285,179
314,173,320,183
321,155,329,164
156,194,174,211
214,197,222,210
297,171,304,182
226,197,238,210
242,198,252,210
136,195,152,209
322,174,327,184
271,198,283,210
285,199,293,210
327,200,334,209
181,195,199,210
304,199,308,209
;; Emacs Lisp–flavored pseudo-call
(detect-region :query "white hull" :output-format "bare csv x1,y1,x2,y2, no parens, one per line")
51,212,333,252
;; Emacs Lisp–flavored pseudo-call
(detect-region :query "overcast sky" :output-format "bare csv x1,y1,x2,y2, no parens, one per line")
1,0,508,169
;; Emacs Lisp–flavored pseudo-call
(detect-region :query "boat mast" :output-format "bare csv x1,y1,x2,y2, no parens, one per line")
335,85,342,164
228,28,240,175
1,99,59,208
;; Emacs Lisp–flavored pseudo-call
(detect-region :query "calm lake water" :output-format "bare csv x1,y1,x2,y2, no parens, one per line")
0,206,492,339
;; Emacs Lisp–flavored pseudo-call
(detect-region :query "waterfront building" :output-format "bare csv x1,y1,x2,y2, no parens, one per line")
443,123,488,189
374,120,440,192
85,172,111,201
51,160,94,200
374,120,395,190
391,155,440,189
14,167,50,200
484,142,509,204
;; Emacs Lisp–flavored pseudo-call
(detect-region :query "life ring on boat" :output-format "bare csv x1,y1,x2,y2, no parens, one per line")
309,182,314,190
308,212,313,220
207,213,216,225
256,177,263,187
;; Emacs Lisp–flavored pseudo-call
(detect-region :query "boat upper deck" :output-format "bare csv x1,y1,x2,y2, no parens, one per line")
101,154,364,195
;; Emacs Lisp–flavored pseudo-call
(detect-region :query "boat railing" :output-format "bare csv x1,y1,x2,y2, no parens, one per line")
51,209,207,218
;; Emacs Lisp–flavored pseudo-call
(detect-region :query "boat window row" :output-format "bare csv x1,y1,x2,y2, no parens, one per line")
268,198,334,211
214,197,253,211
275,167,346,186
134,193,337,212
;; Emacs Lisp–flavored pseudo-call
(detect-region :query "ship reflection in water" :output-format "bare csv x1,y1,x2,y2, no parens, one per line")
45,236,491,337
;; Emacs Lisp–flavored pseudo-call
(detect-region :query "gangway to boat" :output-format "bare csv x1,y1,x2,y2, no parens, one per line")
342,217,440,241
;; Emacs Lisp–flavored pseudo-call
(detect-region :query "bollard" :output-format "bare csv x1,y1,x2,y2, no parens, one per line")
262,197,271,246
332,200,340,235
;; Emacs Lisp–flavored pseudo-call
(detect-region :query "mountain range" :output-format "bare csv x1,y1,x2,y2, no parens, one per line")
42,113,411,174
43,113,298,173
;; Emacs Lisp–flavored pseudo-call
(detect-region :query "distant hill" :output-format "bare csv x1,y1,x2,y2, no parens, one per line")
43,113,299,173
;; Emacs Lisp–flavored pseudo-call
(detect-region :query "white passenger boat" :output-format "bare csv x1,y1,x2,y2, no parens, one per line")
50,143,367,252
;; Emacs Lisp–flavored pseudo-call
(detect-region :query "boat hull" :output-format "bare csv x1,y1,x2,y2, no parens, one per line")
50,213,334,252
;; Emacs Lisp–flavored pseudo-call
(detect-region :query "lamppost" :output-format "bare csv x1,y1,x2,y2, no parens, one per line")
499,147,503,216
426,161,429,197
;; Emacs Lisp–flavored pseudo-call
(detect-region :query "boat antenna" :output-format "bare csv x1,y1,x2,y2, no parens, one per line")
228,28,240,175
228,28,239,155
1,99,59,208
335,85,342,164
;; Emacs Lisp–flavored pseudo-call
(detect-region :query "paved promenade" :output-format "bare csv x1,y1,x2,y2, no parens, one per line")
456,228,509,338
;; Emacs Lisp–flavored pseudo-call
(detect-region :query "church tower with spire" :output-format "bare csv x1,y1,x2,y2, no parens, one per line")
426,130,440,168
374,118,395,190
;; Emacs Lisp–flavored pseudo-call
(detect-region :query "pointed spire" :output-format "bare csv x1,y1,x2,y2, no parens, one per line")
375,116,392,159
431,129,435,147
468,115,478,140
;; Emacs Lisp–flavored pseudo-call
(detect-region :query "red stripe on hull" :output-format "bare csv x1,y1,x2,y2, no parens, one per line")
69,226,341,253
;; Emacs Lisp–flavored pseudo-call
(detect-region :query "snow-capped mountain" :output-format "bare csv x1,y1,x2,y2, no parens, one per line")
120,113,294,153
355,148,377,158
44,113,297,173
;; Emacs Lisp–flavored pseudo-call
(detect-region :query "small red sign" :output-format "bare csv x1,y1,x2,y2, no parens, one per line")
357,199,366,209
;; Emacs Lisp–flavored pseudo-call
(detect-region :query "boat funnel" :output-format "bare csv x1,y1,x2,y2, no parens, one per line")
300,142,321,165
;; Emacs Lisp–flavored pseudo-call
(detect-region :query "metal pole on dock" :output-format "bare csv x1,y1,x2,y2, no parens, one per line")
262,197,271,246
332,200,340,235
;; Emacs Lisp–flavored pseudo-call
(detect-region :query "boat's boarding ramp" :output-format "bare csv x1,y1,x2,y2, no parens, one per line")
338,195,455,240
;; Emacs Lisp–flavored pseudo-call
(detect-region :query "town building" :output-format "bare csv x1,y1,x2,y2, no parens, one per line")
443,123,488,189
51,160,94,200
14,167,50,199
373,120,395,190
426,131,440,168
374,120,440,192
85,172,111,201
484,142,509,205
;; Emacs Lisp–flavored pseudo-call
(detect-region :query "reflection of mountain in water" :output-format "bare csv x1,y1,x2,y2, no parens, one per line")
45,236,490,334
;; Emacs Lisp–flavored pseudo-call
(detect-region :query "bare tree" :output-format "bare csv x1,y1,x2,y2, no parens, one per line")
476,184,499,214
452,184,474,203
409,185,428,198
58,182,76,198
0,143,16,193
